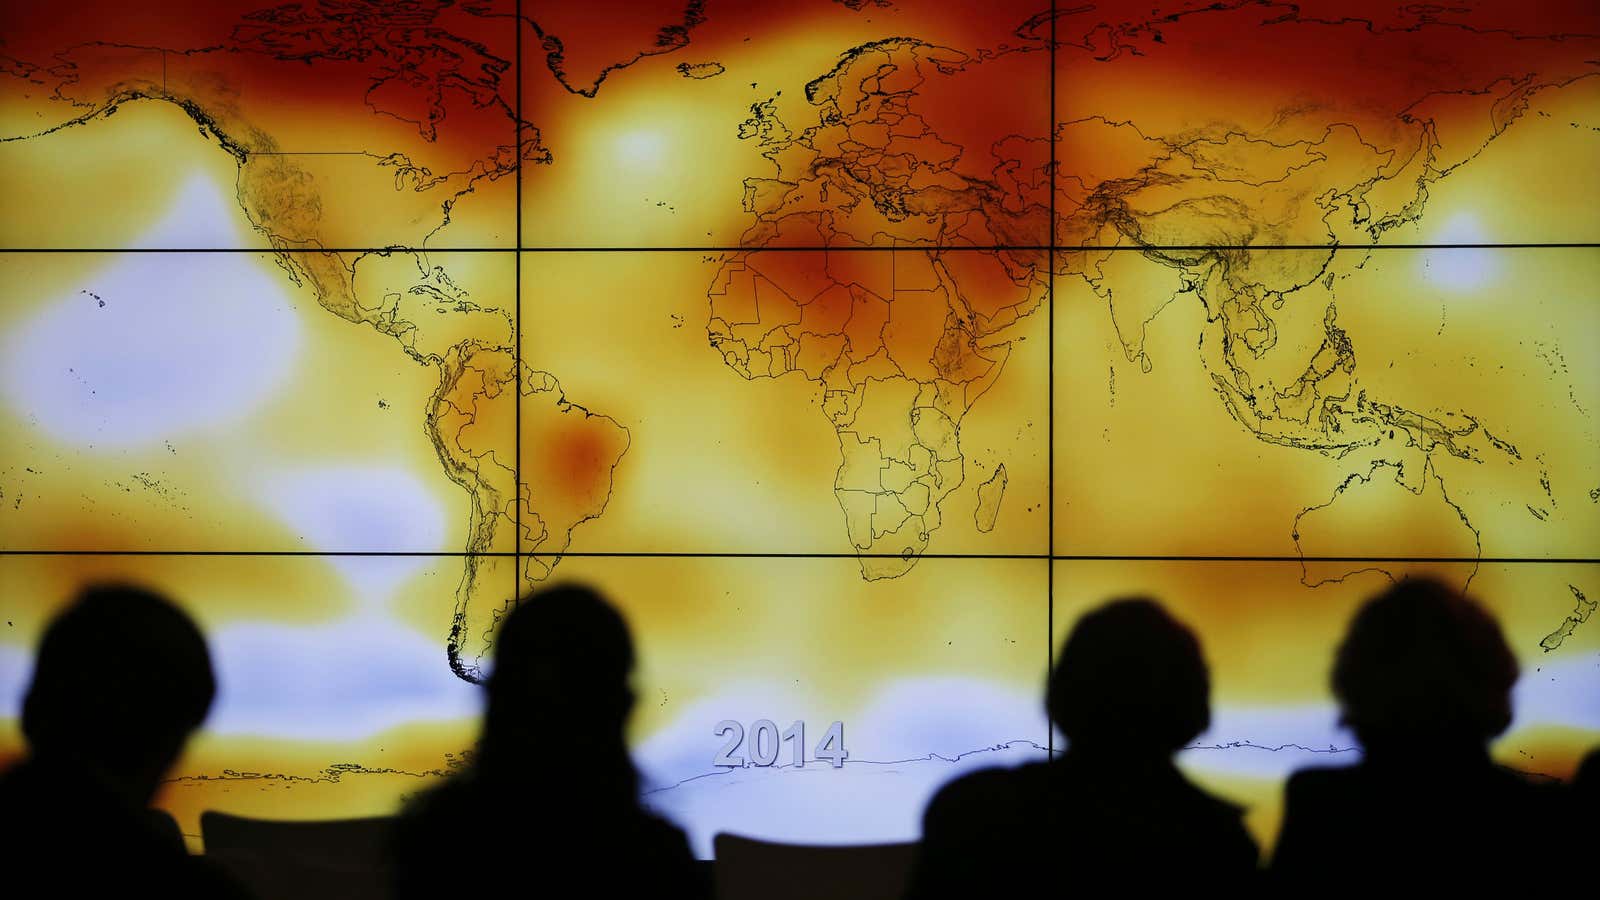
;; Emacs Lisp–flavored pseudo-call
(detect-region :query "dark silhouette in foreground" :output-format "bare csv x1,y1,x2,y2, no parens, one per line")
1271,577,1567,887
390,584,704,899
0,584,246,897
1577,747,1600,844
1576,747,1600,805
904,598,1259,897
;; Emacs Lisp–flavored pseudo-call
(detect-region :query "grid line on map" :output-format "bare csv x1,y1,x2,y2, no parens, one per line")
2,551,1593,563
1047,0,1058,761
2,243,1595,253
513,0,525,611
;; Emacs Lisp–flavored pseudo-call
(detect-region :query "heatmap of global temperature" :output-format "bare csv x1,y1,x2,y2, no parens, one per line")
0,0,1595,855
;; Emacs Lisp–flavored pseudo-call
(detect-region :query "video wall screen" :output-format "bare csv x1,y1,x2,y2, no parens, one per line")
1,0,1596,856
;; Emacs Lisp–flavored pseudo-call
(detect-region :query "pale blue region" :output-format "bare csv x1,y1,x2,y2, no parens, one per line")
253,466,451,602
643,742,1047,859
846,677,1045,761
123,176,262,250
1174,651,1600,779
1420,246,1497,290
633,684,810,795
0,249,301,448
633,677,1042,796
0,643,28,726
203,615,481,742
0,616,484,743
1181,706,1358,779
1419,213,1500,290
632,677,1046,858
635,654,1600,857
1511,651,1600,732
256,467,448,552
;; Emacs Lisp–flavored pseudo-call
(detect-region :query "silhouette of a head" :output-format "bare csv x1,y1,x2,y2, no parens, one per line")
1333,577,1517,751
21,584,215,798
484,583,636,757
1048,597,1210,756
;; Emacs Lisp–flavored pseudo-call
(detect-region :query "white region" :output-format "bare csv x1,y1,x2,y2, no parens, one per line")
203,615,481,742
160,459,470,739
644,742,1047,859
252,466,450,603
1510,652,1600,733
635,681,814,792
200,465,473,739
0,615,482,746
0,644,27,742
846,677,1045,761
633,677,1044,857
633,676,1042,794
127,173,259,250
1171,654,1600,780
0,175,300,448
636,655,1600,856
1419,213,1500,290
2,636,1592,765
616,129,669,169
1180,706,1357,779
1185,650,1600,768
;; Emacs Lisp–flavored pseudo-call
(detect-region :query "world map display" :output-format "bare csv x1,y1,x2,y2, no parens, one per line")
0,0,1596,855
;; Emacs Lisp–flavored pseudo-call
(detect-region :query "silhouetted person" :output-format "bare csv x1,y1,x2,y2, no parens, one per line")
390,584,703,899
0,584,247,897
1575,747,1600,803
904,598,1258,897
1575,747,1600,843
1271,577,1565,887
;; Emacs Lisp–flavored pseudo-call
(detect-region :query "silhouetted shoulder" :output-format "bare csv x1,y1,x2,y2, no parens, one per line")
1285,759,1557,805
1281,764,1355,798
628,808,701,874
1275,765,1361,829
1577,748,1600,788
1575,748,1600,844
922,764,1030,825
1274,760,1564,886
0,758,250,899
909,758,1255,898
391,772,701,899
905,765,1034,900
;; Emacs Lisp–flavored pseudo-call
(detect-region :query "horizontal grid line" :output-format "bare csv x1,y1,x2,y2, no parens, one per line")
0,550,1593,563
0,243,1595,254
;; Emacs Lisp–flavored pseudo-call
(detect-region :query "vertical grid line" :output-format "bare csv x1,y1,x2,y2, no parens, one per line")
1047,1,1058,759
513,0,524,604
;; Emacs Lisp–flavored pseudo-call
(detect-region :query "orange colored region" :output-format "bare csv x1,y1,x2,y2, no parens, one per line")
520,373,631,555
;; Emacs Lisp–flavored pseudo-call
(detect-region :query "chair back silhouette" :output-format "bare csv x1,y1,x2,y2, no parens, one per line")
200,811,393,900
713,833,917,900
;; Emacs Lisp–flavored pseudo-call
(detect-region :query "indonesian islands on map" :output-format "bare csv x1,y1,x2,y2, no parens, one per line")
0,0,1596,854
